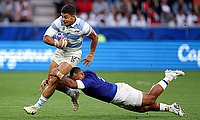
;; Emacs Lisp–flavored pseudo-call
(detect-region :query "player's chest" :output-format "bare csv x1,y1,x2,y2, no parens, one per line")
61,26,83,35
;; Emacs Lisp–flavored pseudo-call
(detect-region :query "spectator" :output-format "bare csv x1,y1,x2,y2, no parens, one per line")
14,0,32,22
107,0,120,9
168,15,177,27
76,0,93,15
117,0,132,15
176,7,186,27
172,0,189,15
96,10,107,26
52,0,65,18
92,0,109,15
118,12,130,26
130,9,147,27
106,7,120,27
19,4,31,22
160,4,173,25
1,0,15,23
141,0,151,20
193,0,200,16
116,0,132,26
186,9,198,27
148,6,160,25
130,0,141,14
53,0,76,18
79,11,97,27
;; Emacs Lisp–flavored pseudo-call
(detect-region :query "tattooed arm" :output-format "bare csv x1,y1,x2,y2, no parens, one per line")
50,68,78,89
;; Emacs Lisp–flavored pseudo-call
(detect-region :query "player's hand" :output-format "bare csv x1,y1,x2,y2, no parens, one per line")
39,79,48,92
54,38,68,49
81,54,94,67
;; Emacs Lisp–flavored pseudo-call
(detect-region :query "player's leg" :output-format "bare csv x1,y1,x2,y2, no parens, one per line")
23,60,59,115
135,70,185,116
142,70,185,106
56,62,80,111
133,100,185,117
47,51,81,111
23,61,78,114
39,62,79,109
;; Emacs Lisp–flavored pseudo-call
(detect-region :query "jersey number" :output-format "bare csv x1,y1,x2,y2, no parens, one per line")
71,56,79,63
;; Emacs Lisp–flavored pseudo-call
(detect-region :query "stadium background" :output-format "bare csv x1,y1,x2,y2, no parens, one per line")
0,0,200,71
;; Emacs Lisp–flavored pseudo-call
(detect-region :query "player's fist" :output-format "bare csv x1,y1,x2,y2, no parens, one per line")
54,38,68,48
54,32,68,49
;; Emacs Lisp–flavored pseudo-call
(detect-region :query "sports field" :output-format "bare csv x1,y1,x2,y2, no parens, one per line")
0,70,199,120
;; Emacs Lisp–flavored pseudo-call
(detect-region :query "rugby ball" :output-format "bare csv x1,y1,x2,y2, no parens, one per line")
55,32,68,48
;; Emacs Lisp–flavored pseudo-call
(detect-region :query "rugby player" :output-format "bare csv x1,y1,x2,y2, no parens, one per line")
48,67,186,117
23,4,98,114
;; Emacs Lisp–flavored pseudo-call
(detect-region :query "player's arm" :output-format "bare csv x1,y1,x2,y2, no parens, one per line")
43,19,67,48
82,29,98,66
50,68,78,89
43,35,55,46
87,29,98,55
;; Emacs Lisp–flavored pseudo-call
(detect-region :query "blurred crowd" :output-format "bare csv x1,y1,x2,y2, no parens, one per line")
0,0,32,23
1,0,200,27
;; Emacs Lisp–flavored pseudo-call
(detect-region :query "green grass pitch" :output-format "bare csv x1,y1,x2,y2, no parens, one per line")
0,70,200,120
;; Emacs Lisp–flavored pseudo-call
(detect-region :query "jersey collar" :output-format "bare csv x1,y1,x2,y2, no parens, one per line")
70,16,78,28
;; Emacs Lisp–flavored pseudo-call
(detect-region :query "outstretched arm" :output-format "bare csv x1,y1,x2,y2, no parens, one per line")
50,68,78,89
81,29,98,66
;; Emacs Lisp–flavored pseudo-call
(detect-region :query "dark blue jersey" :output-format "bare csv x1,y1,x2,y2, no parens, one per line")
81,70,117,103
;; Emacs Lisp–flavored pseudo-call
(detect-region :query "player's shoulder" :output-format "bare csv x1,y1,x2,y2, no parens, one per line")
51,16,63,26
75,17,90,27
84,70,95,74
50,16,64,30
84,70,97,77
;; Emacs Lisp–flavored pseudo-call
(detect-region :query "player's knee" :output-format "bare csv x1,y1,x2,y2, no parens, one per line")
148,96,156,105
146,95,156,105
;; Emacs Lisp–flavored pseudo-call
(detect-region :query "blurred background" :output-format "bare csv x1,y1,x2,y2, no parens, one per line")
0,0,200,71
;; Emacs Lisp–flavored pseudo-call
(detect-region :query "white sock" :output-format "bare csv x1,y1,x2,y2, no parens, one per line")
65,88,76,97
34,95,48,109
160,103,170,112
163,76,174,82
157,79,169,90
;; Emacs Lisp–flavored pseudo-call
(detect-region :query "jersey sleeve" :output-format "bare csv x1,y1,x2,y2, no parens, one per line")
82,21,92,36
44,26,57,37
44,17,61,37
76,80,85,89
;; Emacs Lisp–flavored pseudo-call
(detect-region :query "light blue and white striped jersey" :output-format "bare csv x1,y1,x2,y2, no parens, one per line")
44,16,92,52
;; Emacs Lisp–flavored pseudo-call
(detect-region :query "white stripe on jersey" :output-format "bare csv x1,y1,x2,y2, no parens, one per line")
76,80,85,89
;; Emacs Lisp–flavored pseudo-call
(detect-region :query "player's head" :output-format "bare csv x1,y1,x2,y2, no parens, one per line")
70,67,85,80
61,4,76,26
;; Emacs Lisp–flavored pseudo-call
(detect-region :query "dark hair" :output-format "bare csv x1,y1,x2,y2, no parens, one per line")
61,4,76,15
70,67,81,76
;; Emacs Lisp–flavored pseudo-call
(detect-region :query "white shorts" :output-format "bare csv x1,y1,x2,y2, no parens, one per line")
111,83,142,111
52,49,82,67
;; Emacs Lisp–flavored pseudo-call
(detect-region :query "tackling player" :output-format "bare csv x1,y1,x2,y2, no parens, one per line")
23,4,98,114
48,67,186,117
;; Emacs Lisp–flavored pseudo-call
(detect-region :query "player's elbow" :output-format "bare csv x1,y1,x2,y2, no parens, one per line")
94,34,98,43
43,35,49,44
